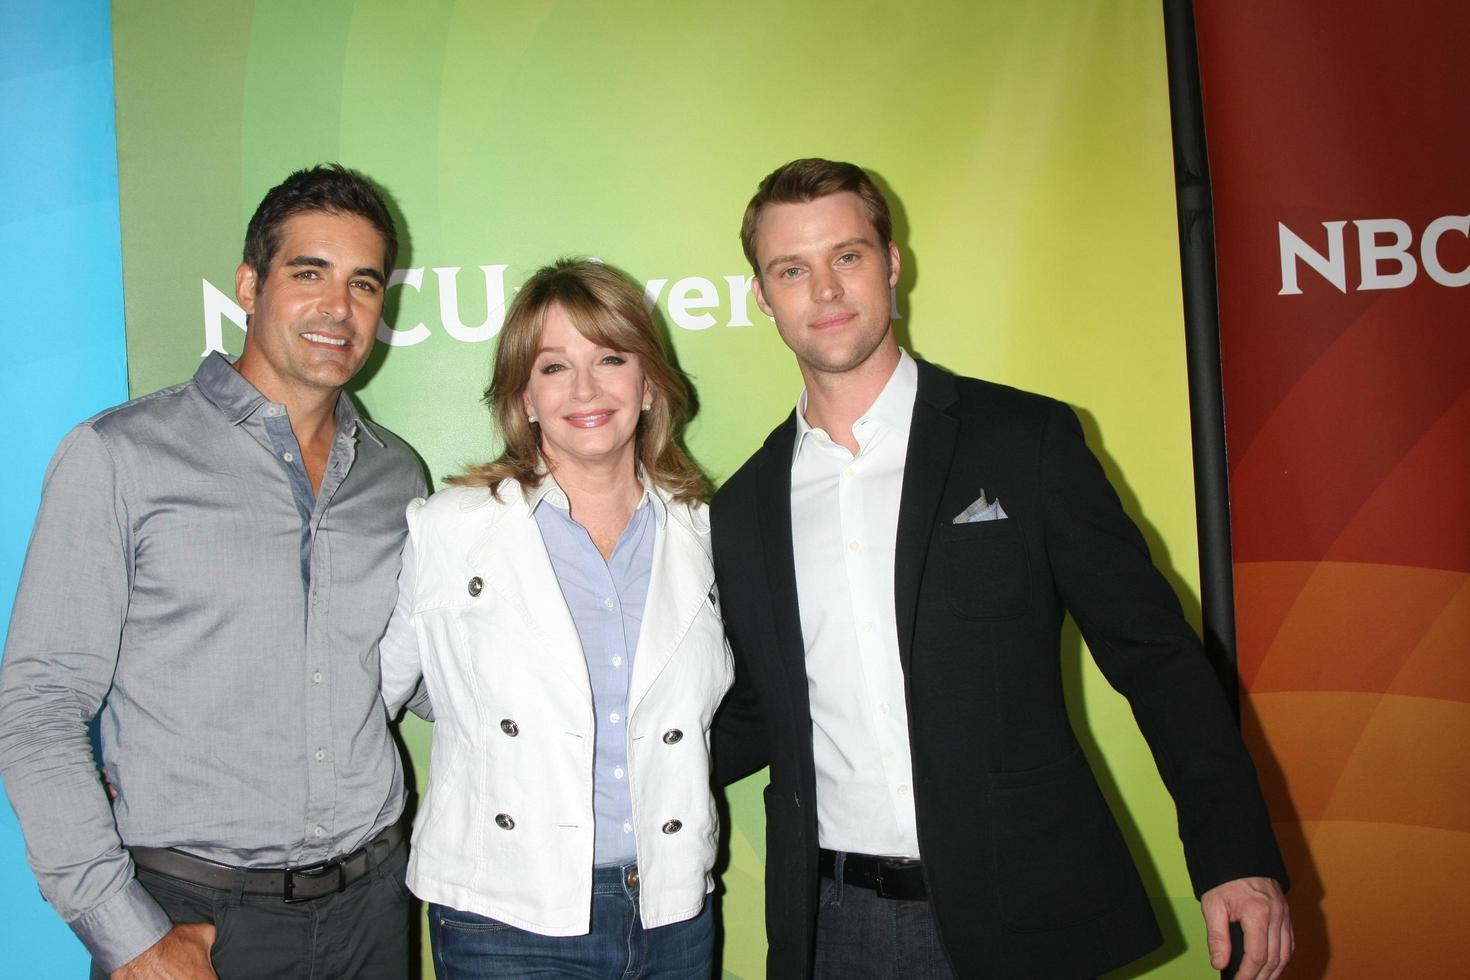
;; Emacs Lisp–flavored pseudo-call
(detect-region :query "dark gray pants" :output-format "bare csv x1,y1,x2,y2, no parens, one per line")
92,839,414,980
812,852,956,980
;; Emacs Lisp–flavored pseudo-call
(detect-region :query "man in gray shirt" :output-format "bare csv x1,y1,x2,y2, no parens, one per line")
0,165,426,979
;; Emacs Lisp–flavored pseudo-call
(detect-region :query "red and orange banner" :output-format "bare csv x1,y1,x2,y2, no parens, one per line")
1197,2,1470,974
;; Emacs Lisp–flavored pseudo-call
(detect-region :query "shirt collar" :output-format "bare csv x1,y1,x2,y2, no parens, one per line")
792,347,918,466
192,351,382,447
525,469,667,528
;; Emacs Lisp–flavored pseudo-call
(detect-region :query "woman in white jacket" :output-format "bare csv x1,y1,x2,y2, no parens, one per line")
380,259,732,978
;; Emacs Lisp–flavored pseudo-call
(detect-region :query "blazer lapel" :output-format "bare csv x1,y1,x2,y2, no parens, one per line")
894,362,960,673
755,416,813,709
469,497,592,705
627,498,713,712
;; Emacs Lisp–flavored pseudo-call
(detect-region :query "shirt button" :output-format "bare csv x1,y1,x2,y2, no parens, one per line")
314,748,325,761
662,729,683,744
609,712,620,724
623,822,633,833
848,540,860,552
500,719,519,737
613,767,624,780
611,656,622,668
283,452,294,462
842,467,854,477
313,825,324,838
312,671,323,683
467,577,483,597
898,784,910,795
661,819,682,835
494,813,515,830
864,621,875,632
603,598,615,610
878,702,889,714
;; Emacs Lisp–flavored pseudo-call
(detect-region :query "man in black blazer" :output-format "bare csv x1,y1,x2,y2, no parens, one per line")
710,159,1292,979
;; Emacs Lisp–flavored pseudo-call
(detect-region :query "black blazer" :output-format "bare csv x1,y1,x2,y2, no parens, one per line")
711,360,1287,979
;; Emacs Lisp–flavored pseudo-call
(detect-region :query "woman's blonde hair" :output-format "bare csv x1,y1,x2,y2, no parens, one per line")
450,258,709,503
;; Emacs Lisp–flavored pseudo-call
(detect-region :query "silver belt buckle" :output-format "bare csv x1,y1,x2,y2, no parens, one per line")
282,856,348,902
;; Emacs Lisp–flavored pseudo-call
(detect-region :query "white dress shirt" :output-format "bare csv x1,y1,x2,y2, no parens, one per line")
790,349,921,858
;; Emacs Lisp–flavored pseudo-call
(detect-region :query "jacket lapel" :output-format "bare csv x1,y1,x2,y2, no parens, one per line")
754,415,813,713
894,362,959,673
627,496,713,712
468,494,592,706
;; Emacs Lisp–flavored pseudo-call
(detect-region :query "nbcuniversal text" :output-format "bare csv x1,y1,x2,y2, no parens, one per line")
201,264,767,354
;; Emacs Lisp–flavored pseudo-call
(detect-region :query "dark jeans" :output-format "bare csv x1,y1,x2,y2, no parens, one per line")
812,852,956,980
92,838,413,980
429,863,714,979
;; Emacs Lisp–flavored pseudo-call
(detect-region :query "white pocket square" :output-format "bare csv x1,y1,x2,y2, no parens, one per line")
952,490,1008,523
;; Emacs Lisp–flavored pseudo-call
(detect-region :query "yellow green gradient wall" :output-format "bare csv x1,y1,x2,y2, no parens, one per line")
113,3,1207,975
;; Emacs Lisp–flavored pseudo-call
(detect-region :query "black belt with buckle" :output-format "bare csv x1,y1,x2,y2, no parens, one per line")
129,821,404,903
818,848,927,900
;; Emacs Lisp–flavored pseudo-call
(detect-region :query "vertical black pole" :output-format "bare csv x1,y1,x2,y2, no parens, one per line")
1161,0,1240,716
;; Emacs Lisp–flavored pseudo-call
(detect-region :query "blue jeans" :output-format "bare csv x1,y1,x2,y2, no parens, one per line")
812,852,956,980
430,863,714,979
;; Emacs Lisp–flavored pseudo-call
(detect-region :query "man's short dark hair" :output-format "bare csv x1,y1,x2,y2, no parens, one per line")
242,163,397,285
740,158,893,277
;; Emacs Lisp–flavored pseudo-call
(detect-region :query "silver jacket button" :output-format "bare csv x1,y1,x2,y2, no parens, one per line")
661,819,682,835
467,576,484,597
500,719,519,737
661,729,683,745
494,813,515,830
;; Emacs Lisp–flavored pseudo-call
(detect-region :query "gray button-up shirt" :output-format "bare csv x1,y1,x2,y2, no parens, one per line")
0,353,425,970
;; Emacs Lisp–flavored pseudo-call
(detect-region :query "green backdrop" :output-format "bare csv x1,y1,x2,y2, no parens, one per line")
113,2,1206,975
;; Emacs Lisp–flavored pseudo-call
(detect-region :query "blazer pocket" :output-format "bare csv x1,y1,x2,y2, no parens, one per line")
988,747,1129,931
936,520,1031,620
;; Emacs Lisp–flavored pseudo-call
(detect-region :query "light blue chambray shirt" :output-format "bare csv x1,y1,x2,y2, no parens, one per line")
530,477,660,867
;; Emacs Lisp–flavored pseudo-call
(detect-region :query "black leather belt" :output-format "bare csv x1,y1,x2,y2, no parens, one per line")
130,821,405,903
819,848,927,900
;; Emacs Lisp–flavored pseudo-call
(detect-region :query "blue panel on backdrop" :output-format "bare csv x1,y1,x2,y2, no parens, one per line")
1,1,128,973
0,0,113,82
